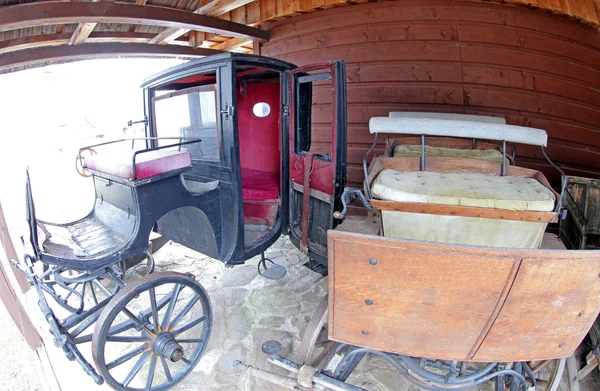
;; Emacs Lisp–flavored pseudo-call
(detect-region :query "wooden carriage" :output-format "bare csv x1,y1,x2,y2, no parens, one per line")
251,113,600,391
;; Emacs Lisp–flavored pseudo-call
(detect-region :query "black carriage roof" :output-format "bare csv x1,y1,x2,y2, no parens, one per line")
141,52,297,89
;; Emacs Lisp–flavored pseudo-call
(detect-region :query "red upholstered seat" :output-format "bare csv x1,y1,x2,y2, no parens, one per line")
241,168,280,201
85,150,191,180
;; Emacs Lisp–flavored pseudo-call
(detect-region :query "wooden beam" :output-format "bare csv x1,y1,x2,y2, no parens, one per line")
0,43,222,73
68,0,102,45
0,32,192,55
69,22,97,45
149,0,255,45
0,2,269,42
211,37,249,51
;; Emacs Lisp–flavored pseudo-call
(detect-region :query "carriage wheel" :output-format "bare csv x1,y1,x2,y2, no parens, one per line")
92,272,212,391
297,294,364,381
297,295,330,366
527,358,566,391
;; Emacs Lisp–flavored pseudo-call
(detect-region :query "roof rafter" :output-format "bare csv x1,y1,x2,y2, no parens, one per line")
0,2,269,42
0,43,222,73
149,0,255,45
210,37,249,51
68,0,101,46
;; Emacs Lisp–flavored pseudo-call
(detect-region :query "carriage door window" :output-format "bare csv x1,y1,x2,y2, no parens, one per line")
295,82,312,154
153,85,220,160
293,72,333,159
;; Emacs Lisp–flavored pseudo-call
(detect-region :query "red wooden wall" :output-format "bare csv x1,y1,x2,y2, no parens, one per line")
261,0,600,188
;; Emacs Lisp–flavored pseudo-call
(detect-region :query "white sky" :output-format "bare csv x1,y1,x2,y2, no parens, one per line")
0,58,186,231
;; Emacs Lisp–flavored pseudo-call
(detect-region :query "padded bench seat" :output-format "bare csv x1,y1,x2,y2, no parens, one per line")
241,168,280,226
372,169,556,248
241,168,280,201
393,145,504,164
85,150,191,180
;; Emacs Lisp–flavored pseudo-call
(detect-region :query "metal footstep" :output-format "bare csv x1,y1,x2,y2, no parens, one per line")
258,253,286,280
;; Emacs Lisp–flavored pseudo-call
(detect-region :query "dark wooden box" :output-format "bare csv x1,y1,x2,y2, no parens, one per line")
560,176,600,250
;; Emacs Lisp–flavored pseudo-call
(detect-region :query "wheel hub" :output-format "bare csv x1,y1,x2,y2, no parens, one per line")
152,333,184,362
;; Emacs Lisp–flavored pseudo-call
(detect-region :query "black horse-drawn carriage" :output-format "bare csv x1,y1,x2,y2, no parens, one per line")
12,53,600,391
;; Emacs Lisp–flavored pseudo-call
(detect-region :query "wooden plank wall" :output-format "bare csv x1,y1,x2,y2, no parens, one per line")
225,0,600,30
261,0,600,188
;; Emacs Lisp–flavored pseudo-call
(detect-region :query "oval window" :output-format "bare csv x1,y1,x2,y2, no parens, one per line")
252,102,271,117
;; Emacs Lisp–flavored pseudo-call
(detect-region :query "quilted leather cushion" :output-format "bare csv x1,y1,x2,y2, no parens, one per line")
372,169,555,212
393,145,504,163
241,168,280,201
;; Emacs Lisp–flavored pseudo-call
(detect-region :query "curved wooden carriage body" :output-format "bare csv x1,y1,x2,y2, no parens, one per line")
328,229,600,363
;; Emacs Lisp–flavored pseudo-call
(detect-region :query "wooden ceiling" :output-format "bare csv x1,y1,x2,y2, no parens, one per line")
0,0,598,73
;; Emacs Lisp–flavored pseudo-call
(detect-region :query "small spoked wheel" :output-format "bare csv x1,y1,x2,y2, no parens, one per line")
75,147,97,178
92,272,212,391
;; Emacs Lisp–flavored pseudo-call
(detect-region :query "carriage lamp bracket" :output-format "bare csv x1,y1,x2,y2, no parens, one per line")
334,188,374,220
127,116,148,127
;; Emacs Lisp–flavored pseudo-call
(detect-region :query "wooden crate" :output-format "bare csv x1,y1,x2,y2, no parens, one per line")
560,176,600,250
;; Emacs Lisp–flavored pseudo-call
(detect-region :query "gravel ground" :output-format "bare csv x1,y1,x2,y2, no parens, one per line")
0,302,45,391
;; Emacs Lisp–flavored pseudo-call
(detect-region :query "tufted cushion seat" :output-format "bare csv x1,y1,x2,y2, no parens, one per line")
393,145,504,164
372,170,555,211
371,169,556,248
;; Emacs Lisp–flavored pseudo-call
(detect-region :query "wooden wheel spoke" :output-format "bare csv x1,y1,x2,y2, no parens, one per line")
106,335,150,343
63,282,81,301
89,281,99,304
122,308,154,337
172,315,207,336
109,294,172,336
168,295,200,330
160,356,173,383
149,287,160,331
123,351,151,387
145,355,157,391
161,284,182,331
107,319,137,337
107,344,149,370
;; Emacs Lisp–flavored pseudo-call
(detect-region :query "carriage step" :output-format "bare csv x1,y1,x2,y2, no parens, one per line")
258,253,286,280
259,263,286,280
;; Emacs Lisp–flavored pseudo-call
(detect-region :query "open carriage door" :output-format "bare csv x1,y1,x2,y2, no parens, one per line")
286,61,347,265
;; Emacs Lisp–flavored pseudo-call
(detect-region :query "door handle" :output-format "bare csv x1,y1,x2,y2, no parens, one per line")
220,106,235,119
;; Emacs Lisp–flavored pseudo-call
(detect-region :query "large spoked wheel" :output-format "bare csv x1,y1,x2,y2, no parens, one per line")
297,295,330,366
92,272,212,391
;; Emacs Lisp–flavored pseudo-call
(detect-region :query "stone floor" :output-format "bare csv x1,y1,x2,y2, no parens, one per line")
25,235,598,391
153,236,327,391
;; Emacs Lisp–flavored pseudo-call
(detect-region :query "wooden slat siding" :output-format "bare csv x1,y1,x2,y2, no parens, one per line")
261,0,600,188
